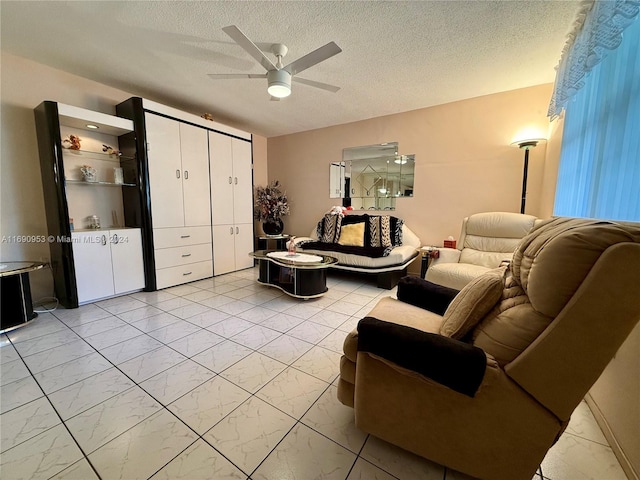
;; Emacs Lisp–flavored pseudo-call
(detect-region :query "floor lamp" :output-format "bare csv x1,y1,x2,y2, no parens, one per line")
511,138,545,214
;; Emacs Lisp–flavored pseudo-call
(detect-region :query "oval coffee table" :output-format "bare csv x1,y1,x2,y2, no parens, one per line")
250,250,338,299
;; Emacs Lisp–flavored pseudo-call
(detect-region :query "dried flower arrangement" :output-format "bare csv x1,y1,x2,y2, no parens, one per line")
254,180,290,222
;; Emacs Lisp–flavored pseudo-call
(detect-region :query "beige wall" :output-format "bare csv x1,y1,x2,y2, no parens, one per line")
0,52,267,299
267,83,555,273
589,322,640,478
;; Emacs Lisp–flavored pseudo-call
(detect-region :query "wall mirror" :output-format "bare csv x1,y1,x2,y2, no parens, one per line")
340,142,415,210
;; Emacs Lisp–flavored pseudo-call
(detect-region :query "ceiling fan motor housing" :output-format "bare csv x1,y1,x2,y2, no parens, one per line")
267,69,292,98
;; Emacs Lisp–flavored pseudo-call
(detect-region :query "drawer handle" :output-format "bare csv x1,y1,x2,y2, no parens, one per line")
183,272,192,276
228,176,232,184
184,170,189,180
234,177,238,185
235,227,239,234
101,235,107,246
180,235,191,239
176,169,181,179
181,253,191,257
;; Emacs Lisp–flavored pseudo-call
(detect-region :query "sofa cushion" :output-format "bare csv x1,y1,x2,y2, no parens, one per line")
343,296,443,363
459,248,514,269
440,267,506,340
427,263,491,291
337,222,366,246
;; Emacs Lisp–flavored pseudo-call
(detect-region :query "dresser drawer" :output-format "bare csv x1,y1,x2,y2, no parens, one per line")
154,243,212,269
153,226,212,249
155,260,213,290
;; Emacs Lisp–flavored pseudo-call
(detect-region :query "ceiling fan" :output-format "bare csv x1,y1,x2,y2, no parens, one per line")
209,25,342,100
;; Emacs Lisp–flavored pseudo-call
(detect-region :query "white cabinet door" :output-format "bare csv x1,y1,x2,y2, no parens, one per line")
145,113,184,228
72,231,114,303
180,123,211,227
110,229,145,294
212,225,237,275
232,139,254,225
234,223,255,270
209,131,234,226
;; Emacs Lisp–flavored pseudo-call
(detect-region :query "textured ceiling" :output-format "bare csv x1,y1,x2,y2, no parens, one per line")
1,1,578,137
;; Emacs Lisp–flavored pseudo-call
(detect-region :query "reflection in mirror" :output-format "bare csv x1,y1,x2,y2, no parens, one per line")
342,143,414,210
329,162,345,198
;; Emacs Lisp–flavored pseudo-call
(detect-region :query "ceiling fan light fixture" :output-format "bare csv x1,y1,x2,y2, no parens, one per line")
267,69,292,98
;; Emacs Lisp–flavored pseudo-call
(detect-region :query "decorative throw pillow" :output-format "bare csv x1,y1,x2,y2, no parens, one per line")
369,216,393,248
393,217,404,245
337,222,365,246
321,214,342,243
439,267,506,340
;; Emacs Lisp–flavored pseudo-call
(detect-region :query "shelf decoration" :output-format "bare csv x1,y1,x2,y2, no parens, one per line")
80,165,97,182
102,144,121,156
62,134,81,150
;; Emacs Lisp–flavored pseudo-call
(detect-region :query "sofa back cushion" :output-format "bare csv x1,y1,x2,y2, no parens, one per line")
472,273,552,366
457,213,537,269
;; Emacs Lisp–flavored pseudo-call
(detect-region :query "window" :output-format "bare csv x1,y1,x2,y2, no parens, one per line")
554,18,640,221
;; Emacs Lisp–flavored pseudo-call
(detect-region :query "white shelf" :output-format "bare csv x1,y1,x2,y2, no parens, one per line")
58,103,134,136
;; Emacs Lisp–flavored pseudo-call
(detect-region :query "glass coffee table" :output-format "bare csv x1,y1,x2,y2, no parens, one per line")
250,250,338,299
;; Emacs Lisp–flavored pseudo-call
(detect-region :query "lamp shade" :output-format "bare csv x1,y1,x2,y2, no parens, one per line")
510,138,546,150
267,70,292,98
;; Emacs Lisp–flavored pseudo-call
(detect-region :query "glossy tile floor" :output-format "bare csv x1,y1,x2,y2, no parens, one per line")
0,267,628,480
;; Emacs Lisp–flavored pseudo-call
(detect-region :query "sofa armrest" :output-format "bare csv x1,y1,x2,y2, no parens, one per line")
357,317,487,397
397,276,459,315
430,247,461,266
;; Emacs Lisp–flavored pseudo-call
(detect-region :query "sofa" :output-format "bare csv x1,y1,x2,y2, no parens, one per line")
337,217,640,480
426,211,538,290
293,213,420,288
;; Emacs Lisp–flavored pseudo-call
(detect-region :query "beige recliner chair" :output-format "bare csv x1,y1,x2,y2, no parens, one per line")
338,217,640,480
426,211,538,290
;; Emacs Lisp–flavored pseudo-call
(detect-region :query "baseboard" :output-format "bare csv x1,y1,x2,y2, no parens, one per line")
584,393,639,480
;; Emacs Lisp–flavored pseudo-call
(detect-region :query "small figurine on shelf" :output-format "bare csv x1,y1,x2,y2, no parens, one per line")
102,144,121,156
201,113,214,121
62,134,81,150
80,165,97,182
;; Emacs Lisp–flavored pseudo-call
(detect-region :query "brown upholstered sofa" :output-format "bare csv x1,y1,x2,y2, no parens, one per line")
337,217,640,480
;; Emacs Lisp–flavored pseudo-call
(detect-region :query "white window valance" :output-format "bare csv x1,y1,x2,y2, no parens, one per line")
548,0,640,119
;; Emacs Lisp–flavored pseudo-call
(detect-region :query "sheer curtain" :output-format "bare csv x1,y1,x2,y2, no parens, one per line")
553,9,640,221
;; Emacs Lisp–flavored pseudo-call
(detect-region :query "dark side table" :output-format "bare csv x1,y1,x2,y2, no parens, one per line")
1,261,45,333
419,246,440,278
257,234,290,251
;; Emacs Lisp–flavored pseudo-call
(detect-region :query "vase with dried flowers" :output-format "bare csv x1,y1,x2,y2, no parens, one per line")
254,180,290,236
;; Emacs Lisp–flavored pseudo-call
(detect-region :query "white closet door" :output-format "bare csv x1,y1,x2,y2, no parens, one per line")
209,131,235,226
180,123,211,227
72,231,114,303
212,224,237,275
145,113,184,228
232,139,254,225
234,223,255,270
111,229,145,294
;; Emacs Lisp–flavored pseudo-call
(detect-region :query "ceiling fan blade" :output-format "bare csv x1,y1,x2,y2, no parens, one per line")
222,25,276,72
208,73,266,80
283,42,342,76
292,77,341,93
